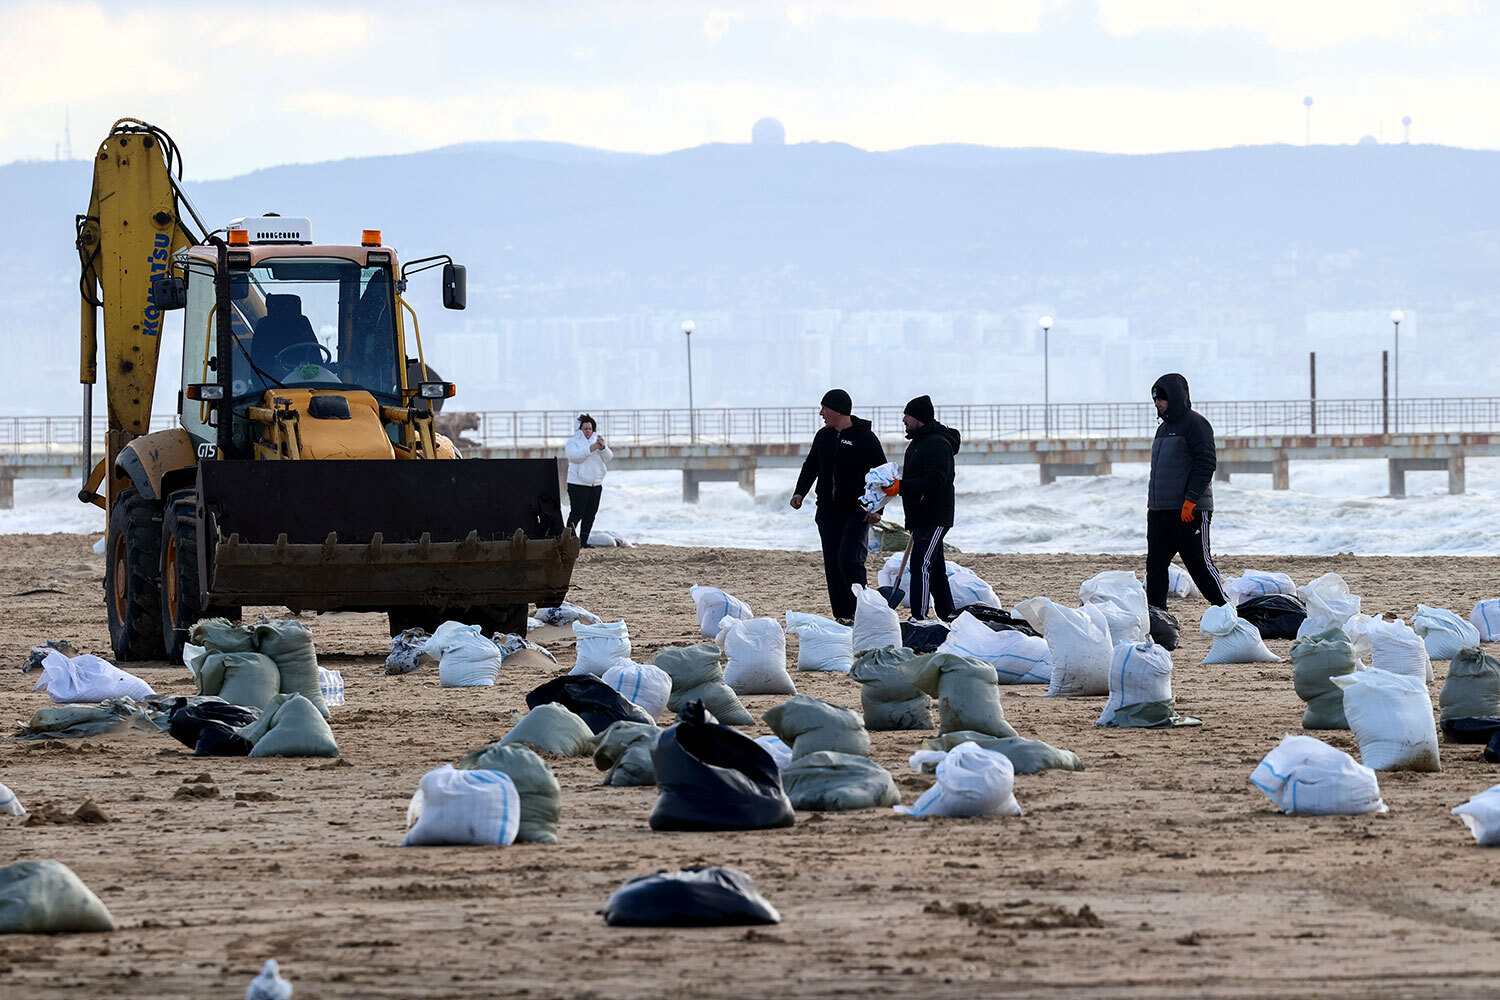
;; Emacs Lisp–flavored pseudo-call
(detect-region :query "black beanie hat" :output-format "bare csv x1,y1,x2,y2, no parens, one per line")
904,395,934,422
820,388,852,415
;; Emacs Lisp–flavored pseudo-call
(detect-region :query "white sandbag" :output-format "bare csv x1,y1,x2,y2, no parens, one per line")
426,621,503,687
534,602,600,626
33,650,154,704
1472,600,1500,642
1366,618,1431,682
1167,563,1196,598
851,584,902,653
1332,668,1441,772
1097,642,1174,727
1079,570,1149,645
1223,570,1297,606
785,611,854,672
1452,785,1500,846
402,765,521,847
571,620,631,677
1249,734,1388,815
1200,605,1281,664
689,586,753,639
1013,598,1113,697
876,555,1000,610
1414,605,1482,660
894,741,1021,818
1296,572,1361,638
754,735,794,770
602,660,673,719
0,782,23,816
937,612,1051,684
717,616,795,695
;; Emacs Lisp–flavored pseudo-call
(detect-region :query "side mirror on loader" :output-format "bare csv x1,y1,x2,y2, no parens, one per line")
151,276,187,311
442,263,466,310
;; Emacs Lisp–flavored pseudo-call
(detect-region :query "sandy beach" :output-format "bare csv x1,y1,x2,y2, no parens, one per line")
3,534,1500,998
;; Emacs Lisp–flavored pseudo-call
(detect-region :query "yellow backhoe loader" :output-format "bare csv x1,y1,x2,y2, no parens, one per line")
77,119,578,662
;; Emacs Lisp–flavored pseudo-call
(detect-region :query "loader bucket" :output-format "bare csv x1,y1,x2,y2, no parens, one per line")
197,459,579,611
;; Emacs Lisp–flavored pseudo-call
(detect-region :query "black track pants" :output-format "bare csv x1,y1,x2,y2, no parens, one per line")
907,525,956,621
1145,509,1227,608
817,509,870,620
566,484,603,547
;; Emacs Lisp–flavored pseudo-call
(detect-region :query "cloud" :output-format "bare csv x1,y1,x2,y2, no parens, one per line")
821,0,1045,34
1095,0,1471,51
703,8,744,41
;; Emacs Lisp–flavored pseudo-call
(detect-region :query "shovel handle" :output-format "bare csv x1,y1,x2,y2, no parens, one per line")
888,535,916,608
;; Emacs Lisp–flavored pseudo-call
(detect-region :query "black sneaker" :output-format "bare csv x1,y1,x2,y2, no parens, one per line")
835,617,854,627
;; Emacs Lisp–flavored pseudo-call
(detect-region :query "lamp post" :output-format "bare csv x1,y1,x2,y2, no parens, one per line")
1390,310,1403,433
682,320,696,444
1039,315,1053,438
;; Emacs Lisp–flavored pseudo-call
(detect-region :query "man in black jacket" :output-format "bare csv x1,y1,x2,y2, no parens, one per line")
791,388,887,622
898,395,961,622
1146,373,1227,609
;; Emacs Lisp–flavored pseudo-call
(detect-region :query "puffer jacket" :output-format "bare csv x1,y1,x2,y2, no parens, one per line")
564,430,614,486
1147,373,1215,512
900,421,961,529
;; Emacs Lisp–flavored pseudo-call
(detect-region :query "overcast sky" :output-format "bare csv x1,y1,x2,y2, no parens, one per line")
3,0,1496,177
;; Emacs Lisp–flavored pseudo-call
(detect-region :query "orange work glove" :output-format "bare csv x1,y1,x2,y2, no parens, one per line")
882,478,902,497
1180,499,1197,522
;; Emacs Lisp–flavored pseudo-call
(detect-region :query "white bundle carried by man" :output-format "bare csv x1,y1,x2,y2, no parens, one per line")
570,620,631,677
860,462,901,513
1199,604,1281,664
33,650,154,704
894,741,1021,819
1079,570,1149,645
1296,573,1362,639
877,554,1001,610
936,612,1051,684
1097,641,1179,727
1223,570,1297,606
1472,600,1500,642
426,621,504,687
851,584,902,653
1365,617,1432,682
1452,785,1500,846
1013,597,1113,697
689,587,753,640
402,765,521,847
1249,735,1388,815
1332,668,1441,772
601,660,673,719
1413,605,1482,661
785,611,854,673
717,616,795,695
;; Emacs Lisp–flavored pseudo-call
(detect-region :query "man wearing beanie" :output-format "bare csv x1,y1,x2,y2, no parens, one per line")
791,389,888,622
897,395,962,622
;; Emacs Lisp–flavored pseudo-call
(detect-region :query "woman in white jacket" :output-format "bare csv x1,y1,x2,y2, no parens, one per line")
564,413,613,547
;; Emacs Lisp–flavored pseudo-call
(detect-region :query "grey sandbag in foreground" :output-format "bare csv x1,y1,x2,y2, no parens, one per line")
849,646,931,731
1291,627,1358,730
653,644,754,725
237,693,339,757
0,860,115,934
1440,647,1500,723
762,694,870,760
456,742,563,843
602,867,780,926
780,751,900,811
594,721,660,786
919,731,1086,774
499,703,598,757
903,652,1016,737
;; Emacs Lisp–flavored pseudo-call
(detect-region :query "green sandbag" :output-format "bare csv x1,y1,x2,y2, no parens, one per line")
499,703,598,757
780,751,900,811
902,652,1015,737
1440,647,1500,722
189,617,256,653
654,644,754,726
0,860,116,934
16,699,152,740
849,647,931,731
456,742,562,843
762,695,870,760
1110,699,1202,729
240,693,339,758
255,621,330,718
593,721,660,786
1291,627,1357,730
197,651,281,712
920,731,1087,774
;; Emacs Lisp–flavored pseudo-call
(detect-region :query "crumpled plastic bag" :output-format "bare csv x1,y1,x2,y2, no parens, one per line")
602,867,780,926
33,650,154,704
455,742,562,843
403,765,521,847
1452,784,1500,846
0,860,116,934
762,695,869,760
1249,734,1387,815
1200,605,1281,664
385,627,430,675
690,587,753,639
1413,605,1481,661
648,702,795,832
1235,594,1308,641
903,652,1016,737
753,735,794,769
780,752,900,811
1296,573,1362,639
535,602,600,627
1079,570,1149,645
1148,607,1181,650
849,646,930,730
894,741,1021,819
654,644,754,725
167,699,260,756
16,698,154,740
499,703,599,756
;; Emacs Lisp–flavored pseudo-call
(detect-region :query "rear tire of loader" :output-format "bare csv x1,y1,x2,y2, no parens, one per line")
387,603,527,639
106,489,166,662
160,491,239,664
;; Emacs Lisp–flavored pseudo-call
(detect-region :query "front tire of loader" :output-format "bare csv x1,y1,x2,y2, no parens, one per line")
160,491,243,664
387,603,527,639
106,489,166,661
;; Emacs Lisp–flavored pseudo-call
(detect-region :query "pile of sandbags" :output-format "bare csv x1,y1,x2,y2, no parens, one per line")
851,585,902,653
1332,669,1441,772
1291,628,1358,729
403,765,521,847
570,621,631,677
689,587,752,639
917,732,1084,775
1013,598,1112,697
1438,647,1500,723
1249,735,1387,815
1079,570,1149,645
601,660,673,720
717,617,795,695
654,645,753,725
1200,605,1281,664
785,612,854,673
455,742,563,843
903,653,1016,737
189,618,331,715
1413,605,1481,660
937,612,1051,684
780,752,900,812
1097,642,1196,728
762,695,869,760
894,742,1021,819
849,647,931,730
648,703,794,831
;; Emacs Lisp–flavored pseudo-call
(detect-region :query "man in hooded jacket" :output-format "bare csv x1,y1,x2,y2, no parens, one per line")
1146,373,1227,609
897,395,962,622
791,389,887,622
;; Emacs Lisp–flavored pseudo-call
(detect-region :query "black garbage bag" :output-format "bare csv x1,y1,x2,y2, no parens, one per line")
953,605,1040,638
900,620,950,654
601,866,780,927
1440,716,1500,745
649,702,795,832
193,724,254,756
1236,594,1308,640
526,675,653,735
168,701,260,750
1488,730,1500,764
1148,607,1181,651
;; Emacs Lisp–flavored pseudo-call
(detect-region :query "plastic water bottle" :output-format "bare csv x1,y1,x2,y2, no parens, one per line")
317,667,345,707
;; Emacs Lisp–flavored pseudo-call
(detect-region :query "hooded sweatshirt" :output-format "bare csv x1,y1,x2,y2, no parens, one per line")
564,429,614,486
1148,373,1215,512
900,421,962,529
794,416,887,515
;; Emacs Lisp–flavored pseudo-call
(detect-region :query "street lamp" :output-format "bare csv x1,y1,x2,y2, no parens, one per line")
682,319,696,444
1039,315,1053,438
1390,310,1404,433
